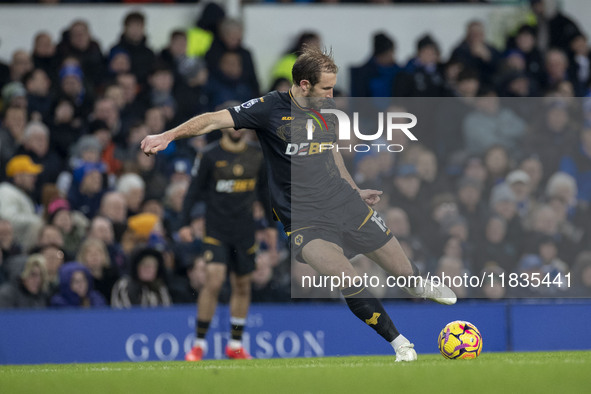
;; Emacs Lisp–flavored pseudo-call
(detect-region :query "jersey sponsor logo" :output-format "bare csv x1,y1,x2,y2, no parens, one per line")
284,142,333,156
215,178,256,193
215,160,228,167
281,116,294,121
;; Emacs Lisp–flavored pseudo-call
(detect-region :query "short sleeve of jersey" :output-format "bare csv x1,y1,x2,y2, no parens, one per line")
227,95,272,131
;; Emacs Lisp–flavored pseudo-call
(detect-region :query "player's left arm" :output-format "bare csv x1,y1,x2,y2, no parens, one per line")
332,149,382,206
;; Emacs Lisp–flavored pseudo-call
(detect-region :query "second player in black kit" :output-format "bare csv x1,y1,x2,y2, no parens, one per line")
184,133,272,274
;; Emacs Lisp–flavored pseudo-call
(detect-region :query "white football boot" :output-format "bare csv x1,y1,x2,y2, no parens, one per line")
404,278,457,305
394,337,417,362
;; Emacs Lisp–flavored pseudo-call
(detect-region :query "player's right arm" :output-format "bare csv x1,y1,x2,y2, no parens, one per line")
141,110,235,156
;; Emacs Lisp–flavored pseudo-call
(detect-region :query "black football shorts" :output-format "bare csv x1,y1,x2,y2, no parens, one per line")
289,196,393,262
202,234,257,275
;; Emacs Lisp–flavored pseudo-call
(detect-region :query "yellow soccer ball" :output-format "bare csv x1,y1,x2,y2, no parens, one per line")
438,320,482,359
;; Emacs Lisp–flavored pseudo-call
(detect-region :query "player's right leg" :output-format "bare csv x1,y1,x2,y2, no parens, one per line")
185,262,227,361
301,239,416,362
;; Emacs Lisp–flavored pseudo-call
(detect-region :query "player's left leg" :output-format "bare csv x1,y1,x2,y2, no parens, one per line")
301,238,416,361
224,240,256,360
226,272,253,359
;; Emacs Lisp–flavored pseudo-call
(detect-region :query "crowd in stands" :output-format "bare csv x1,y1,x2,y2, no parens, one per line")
1,0,591,309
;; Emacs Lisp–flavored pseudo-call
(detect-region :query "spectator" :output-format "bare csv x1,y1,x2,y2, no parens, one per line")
145,62,196,126
519,154,545,199
160,30,208,89
0,106,28,174
450,20,501,84
0,155,44,252
98,192,128,242
90,96,125,148
47,97,83,160
115,73,145,125
272,31,320,85
455,177,488,240
8,50,33,86
37,224,65,251
56,61,94,120
205,18,259,96
571,251,591,297
116,173,145,217
16,121,64,199
507,25,544,84
111,247,172,308
484,145,512,191
560,128,591,203
541,49,580,94
31,243,65,296
46,198,87,257
67,161,108,219
0,254,49,309
528,0,582,51
2,81,28,110
55,20,105,91
505,169,535,219
394,34,446,97
462,88,527,155
568,33,591,93
109,11,156,86
105,47,132,83
88,216,127,274
387,164,426,234
77,238,118,304
0,219,21,264
121,212,162,255
351,32,399,97
50,261,106,308
23,69,53,122
31,32,58,84
490,183,525,255
205,51,257,110
525,99,577,181
163,179,189,236
474,214,518,273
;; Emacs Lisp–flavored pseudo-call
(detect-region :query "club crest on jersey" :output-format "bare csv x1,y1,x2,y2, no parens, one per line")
294,234,303,246
233,164,244,176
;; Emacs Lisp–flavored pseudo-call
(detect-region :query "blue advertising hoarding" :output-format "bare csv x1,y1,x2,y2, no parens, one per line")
0,300,588,364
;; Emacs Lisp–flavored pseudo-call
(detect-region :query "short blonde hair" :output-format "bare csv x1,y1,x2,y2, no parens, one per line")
21,254,49,292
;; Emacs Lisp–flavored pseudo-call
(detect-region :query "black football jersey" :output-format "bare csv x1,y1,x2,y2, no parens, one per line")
228,90,356,232
183,141,271,240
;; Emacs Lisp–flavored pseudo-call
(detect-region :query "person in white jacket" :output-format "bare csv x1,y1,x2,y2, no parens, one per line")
0,155,44,252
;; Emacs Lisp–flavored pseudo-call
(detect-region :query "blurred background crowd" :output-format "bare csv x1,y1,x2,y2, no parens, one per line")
1,0,591,310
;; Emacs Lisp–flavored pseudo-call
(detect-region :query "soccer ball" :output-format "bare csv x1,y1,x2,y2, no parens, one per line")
437,320,482,359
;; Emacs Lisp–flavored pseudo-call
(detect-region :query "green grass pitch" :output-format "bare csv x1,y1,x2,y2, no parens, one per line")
1,351,589,394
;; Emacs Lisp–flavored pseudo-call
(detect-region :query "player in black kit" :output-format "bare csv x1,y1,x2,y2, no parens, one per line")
183,127,275,361
142,45,456,362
